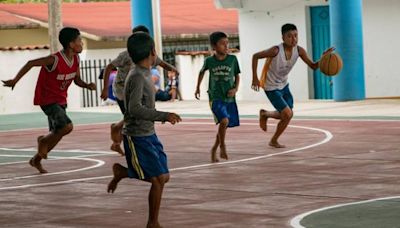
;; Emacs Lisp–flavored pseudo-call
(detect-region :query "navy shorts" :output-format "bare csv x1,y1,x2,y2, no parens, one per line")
210,100,240,128
155,90,171,101
123,134,169,180
265,84,294,112
40,103,72,133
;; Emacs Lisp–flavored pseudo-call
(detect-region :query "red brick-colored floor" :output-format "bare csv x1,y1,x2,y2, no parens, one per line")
0,119,399,227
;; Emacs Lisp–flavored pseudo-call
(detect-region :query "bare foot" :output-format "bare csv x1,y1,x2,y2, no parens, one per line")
211,146,219,163
269,141,286,148
259,109,268,132
220,144,228,160
37,135,47,159
29,154,48,173
110,143,124,156
107,163,127,193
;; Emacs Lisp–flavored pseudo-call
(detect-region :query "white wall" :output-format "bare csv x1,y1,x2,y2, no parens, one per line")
176,52,243,101
235,0,400,100
363,0,400,97
237,0,327,101
0,49,124,114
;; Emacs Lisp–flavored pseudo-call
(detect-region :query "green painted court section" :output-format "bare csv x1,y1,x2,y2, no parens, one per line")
300,198,400,228
1,112,399,131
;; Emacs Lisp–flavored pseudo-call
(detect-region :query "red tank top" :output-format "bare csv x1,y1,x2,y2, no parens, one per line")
34,51,79,106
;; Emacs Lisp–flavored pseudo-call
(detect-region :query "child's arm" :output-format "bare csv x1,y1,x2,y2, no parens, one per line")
100,63,116,100
74,69,96,90
298,46,318,70
2,55,55,90
194,71,205,100
251,46,279,91
128,75,171,122
299,46,335,70
227,74,240,97
159,60,180,76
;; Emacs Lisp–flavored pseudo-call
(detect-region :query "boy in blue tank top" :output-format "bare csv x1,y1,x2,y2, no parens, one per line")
195,31,241,163
251,23,333,148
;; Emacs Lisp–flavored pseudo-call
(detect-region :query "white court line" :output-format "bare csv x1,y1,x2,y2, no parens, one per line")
290,195,400,228
0,122,332,191
0,156,105,181
0,147,116,154
1,117,398,134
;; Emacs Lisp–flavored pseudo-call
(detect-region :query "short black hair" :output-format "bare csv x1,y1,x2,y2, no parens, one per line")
59,27,80,49
281,23,297,35
132,25,150,34
127,32,154,64
209,31,228,46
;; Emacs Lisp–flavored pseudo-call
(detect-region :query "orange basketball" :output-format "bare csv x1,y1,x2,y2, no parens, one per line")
319,52,343,76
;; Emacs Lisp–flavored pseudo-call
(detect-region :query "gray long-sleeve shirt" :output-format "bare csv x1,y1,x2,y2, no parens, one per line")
123,65,169,137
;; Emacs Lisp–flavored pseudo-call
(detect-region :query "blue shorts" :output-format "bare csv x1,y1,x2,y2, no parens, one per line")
210,100,240,128
123,134,169,180
265,84,294,112
155,90,171,101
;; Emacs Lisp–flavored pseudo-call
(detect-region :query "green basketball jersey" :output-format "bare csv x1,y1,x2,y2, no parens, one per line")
200,54,241,102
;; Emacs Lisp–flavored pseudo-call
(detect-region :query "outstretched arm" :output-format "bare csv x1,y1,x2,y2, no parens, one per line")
299,46,335,70
159,60,179,76
298,46,319,70
74,69,96,90
194,71,205,100
251,46,279,91
2,55,55,90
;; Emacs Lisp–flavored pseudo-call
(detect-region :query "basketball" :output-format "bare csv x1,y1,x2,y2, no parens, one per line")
319,52,343,76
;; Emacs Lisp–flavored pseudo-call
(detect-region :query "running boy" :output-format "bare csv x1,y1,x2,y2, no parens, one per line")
107,32,181,228
100,25,179,156
251,23,333,148
2,27,96,173
195,31,241,163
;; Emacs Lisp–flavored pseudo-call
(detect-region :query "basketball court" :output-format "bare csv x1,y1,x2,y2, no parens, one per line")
1,100,399,227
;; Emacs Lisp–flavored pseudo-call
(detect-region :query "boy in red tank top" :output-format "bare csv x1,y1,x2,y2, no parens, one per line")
2,27,96,173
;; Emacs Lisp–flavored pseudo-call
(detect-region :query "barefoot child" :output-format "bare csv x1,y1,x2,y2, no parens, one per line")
251,23,333,148
2,27,96,173
195,31,241,163
100,25,179,156
107,32,181,228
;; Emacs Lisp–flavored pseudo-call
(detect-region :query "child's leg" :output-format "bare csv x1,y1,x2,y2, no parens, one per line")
168,88,177,101
107,163,129,193
269,107,293,148
110,120,124,155
147,174,169,228
211,134,220,163
218,118,229,160
31,123,73,173
176,88,183,101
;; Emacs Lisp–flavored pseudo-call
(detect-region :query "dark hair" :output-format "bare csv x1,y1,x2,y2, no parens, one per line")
209,31,228,46
132,25,150,34
127,32,154,64
281,23,297,35
59,27,80,49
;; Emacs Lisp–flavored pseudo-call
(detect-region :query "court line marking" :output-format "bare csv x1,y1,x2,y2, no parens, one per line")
1,117,398,133
0,122,332,190
0,156,105,182
290,195,400,228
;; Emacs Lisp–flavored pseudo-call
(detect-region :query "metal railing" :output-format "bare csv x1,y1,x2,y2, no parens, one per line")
80,59,110,107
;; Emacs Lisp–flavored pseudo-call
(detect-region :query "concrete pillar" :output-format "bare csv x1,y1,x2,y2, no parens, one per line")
131,0,154,37
330,0,366,101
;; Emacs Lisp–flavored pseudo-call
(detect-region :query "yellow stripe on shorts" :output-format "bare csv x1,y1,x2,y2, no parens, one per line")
127,136,145,179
